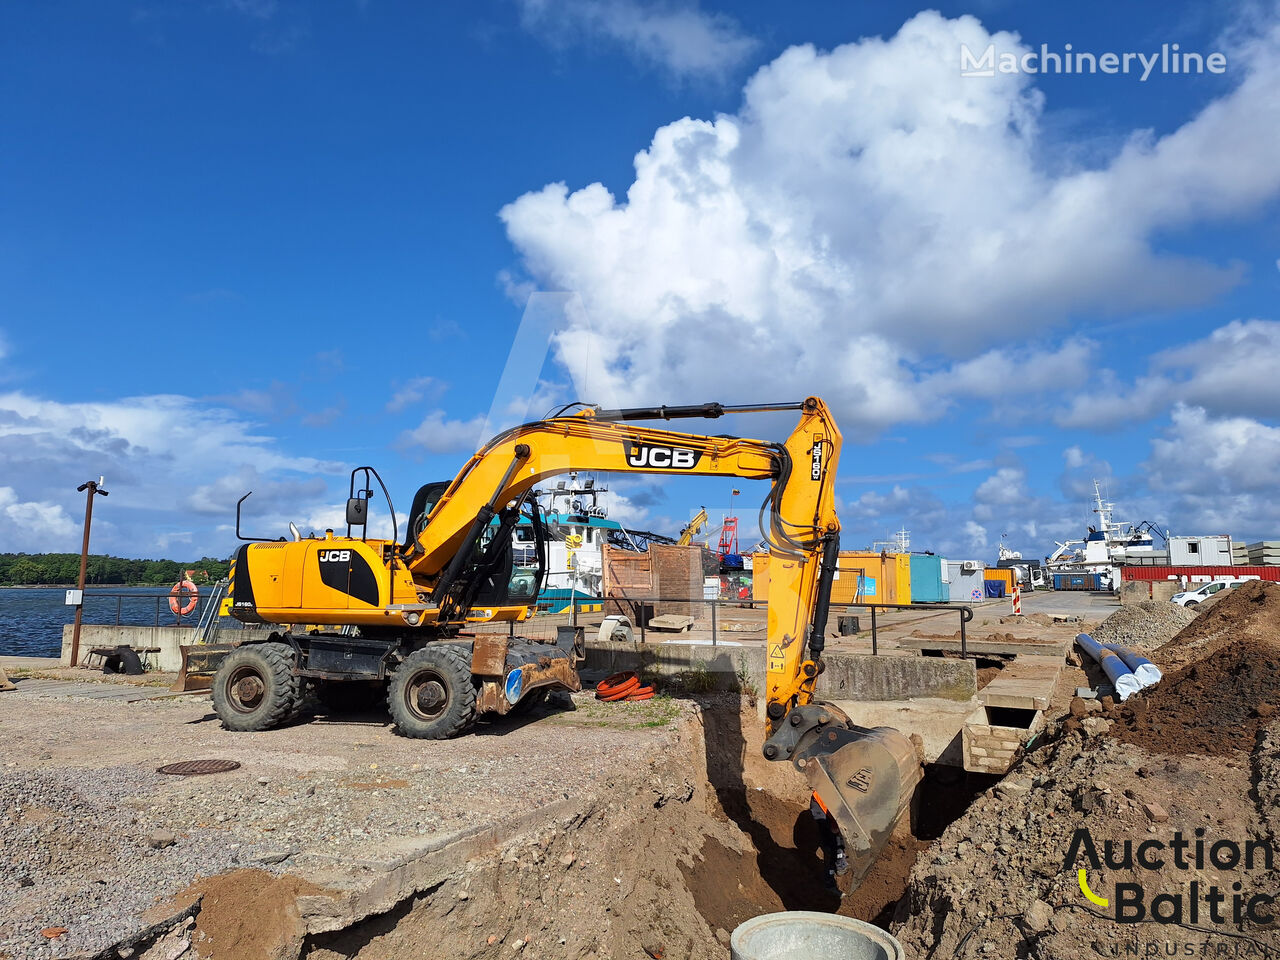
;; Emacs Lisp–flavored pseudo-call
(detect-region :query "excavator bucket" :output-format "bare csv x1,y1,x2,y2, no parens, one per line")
174,643,240,692
766,704,923,887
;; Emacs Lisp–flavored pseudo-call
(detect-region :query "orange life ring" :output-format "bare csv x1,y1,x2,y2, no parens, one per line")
169,580,199,616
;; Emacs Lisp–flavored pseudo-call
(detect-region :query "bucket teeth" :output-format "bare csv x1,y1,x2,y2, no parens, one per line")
765,703,923,888
800,725,922,885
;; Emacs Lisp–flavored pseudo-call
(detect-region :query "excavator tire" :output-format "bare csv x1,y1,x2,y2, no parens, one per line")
212,642,302,732
387,645,477,739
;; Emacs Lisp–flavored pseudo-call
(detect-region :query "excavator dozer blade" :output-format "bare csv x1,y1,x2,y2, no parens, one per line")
768,704,923,888
174,642,241,693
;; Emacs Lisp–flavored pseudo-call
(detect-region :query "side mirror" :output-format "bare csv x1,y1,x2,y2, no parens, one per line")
346,497,368,526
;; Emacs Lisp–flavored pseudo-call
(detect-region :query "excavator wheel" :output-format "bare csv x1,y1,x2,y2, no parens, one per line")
211,642,302,732
387,645,477,739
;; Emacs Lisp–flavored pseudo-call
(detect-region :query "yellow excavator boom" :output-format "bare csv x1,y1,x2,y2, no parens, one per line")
677,507,708,546
398,398,839,715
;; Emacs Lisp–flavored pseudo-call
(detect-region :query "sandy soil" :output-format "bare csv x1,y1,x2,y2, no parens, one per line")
894,582,1280,958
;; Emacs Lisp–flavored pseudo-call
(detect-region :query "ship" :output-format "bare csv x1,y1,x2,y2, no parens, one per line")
1045,480,1165,586
508,474,674,613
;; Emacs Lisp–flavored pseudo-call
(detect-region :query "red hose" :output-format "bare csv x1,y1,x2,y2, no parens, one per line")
596,672,639,698
595,671,658,702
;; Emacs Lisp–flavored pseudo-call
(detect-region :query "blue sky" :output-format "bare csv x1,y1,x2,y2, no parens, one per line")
1,0,1278,562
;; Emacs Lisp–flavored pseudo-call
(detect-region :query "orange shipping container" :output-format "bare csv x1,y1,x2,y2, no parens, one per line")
753,551,912,605
984,568,1015,592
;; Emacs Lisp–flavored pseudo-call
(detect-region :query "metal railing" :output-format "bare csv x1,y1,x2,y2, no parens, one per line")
70,589,220,628
599,596,766,645
495,595,977,655
838,601,975,657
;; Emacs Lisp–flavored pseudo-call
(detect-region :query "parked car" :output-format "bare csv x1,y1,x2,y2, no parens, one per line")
1170,579,1249,608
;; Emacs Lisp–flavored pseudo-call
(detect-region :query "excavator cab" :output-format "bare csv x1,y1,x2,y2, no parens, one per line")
401,480,546,610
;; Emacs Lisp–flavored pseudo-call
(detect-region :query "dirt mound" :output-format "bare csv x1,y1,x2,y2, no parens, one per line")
894,725,1280,956
300,699,957,960
997,613,1053,626
1156,580,1280,667
1114,639,1280,756
178,870,333,960
1090,600,1197,651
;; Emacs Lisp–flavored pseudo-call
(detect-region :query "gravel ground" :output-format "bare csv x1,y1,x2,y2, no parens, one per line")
0,765,281,959
0,688,683,960
1088,600,1197,650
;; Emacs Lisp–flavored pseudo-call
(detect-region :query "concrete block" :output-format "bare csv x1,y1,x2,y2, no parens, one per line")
898,636,1070,658
979,655,1062,711
581,641,758,691
815,653,977,702
61,624,276,672
962,702,1047,774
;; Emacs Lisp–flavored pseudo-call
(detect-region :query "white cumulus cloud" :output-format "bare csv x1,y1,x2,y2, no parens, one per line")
0,486,78,551
398,409,489,456
1059,319,1280,428
500,11,1280,433
516,0,758,81
0,391,346,554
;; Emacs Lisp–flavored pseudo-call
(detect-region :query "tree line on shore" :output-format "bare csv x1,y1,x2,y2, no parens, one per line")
0,553,232,586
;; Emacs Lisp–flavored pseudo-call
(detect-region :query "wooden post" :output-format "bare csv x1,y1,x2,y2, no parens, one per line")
69,479,108,667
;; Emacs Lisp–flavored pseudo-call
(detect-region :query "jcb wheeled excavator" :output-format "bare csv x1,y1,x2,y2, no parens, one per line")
201,398,921,884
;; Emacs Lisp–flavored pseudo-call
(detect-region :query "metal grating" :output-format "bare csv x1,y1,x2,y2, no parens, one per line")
157,759,241,776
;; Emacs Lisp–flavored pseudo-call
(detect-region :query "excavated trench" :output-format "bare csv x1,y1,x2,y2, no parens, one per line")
276,698,984,960
100,697,984,960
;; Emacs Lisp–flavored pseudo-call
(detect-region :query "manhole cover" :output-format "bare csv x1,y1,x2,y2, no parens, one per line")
157,759,241,776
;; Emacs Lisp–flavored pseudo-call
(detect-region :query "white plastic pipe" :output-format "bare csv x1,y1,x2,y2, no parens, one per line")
1075,633,1141,701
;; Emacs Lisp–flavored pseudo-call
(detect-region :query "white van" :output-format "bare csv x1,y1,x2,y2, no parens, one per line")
1169,579,1248,608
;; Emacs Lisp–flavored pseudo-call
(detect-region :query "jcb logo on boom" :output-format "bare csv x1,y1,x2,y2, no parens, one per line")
318,550,351,563
624,443,702,470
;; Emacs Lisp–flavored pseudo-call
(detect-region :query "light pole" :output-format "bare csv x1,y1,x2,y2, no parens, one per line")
69,478,109,667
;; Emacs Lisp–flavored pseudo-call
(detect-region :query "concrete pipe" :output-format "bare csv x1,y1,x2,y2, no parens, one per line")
731,911,904,960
